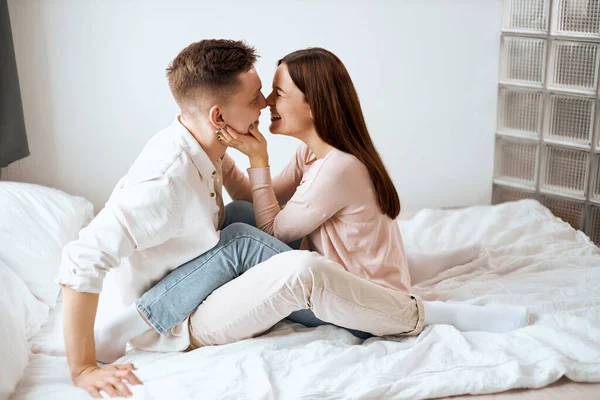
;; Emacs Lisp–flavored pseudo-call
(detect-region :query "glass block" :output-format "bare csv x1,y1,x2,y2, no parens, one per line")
492,184,537,205
541,195,584,229
494,137,539,187
554,0,600,36
501,36,547,86
592,154,600,201
545,94,594,145
497,88,542,136
586,205,600,243
548,41,600,93
503,0,550,32
541,146,590,196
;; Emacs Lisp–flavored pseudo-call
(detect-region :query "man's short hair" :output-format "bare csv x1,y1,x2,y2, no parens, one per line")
166,39,258,110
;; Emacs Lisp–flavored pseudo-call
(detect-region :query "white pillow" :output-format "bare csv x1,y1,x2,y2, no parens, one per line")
0,182,94,307
0,260,49,400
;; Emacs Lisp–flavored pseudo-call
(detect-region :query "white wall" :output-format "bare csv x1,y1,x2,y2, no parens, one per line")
4,0,502,212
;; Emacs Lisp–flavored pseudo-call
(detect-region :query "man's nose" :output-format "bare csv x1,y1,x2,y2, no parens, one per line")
259,92,267,109
265,92,275,107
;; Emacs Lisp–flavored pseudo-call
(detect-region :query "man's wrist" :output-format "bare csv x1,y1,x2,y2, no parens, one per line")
70,362,98,381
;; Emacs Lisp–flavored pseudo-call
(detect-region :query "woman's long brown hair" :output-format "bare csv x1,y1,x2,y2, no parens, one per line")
279,48,401,219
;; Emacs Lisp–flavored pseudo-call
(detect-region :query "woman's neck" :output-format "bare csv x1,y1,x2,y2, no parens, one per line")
300,129,335,160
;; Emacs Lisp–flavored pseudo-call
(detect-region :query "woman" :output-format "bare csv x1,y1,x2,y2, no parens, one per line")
95,48,528,362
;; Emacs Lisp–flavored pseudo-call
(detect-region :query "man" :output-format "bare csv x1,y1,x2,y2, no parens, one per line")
57,39,268,398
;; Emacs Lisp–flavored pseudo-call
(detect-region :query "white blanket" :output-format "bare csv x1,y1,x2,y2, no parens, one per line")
11,200,600,400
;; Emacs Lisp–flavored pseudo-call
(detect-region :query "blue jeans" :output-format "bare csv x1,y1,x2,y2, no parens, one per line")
136,200,371,340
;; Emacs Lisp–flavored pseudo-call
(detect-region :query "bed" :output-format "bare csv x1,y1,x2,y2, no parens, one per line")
2,182,600,399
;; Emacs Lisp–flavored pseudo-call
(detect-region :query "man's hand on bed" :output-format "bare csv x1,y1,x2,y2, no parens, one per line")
73,363,142,398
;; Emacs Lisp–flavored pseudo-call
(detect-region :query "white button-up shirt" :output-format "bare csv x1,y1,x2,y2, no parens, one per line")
56,117,224,351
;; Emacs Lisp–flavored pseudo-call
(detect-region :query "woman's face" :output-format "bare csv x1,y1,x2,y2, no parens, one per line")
265,63,314,137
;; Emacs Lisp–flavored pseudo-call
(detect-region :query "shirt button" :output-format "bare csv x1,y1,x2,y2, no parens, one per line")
212,171,216,176
210,193,215,197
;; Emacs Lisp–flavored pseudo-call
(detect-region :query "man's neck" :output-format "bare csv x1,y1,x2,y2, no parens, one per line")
179,114,227,163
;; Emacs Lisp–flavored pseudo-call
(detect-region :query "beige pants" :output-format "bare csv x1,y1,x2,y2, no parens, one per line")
189,251,425,348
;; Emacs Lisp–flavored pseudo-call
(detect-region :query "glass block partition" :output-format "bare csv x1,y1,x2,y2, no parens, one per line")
494,0,600,243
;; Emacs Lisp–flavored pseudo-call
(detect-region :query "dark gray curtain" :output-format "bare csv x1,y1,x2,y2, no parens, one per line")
0,0,28,168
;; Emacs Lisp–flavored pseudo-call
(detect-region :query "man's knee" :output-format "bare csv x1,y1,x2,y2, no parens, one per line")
224,200,256,226
220,222,283,248
221,222,260,239
226,200,252,212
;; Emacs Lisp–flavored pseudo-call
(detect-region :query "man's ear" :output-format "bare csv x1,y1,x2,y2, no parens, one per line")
209,105,226,128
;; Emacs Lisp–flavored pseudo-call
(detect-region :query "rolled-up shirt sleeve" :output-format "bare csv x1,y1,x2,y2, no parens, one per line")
56,175,180,293
222,154,253,203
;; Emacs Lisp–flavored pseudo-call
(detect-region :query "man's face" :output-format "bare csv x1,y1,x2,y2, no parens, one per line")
220,67,266,134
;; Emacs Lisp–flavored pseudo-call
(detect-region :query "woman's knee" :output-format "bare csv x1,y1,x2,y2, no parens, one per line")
285,251,334,284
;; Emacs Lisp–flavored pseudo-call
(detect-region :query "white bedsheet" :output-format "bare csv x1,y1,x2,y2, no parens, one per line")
10,200,600,400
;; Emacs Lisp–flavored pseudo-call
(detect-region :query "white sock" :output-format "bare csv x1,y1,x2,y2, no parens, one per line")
94,304,150,364
423,301,529,333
